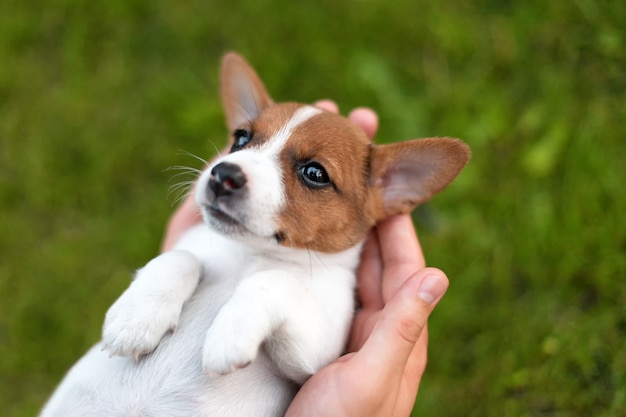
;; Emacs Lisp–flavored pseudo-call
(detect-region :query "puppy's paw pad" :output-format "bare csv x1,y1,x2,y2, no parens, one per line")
201,319,261,376
102,296,179,358
203,359,252,378
202,345,256,376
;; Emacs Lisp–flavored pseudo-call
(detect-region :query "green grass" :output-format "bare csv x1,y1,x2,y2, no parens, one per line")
1,0,624,415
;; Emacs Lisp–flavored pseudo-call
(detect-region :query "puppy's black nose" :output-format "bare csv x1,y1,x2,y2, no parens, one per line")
209,162,247,198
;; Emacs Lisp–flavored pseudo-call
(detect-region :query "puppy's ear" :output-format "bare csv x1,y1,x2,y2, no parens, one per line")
370,138,470,219
220,52,274,130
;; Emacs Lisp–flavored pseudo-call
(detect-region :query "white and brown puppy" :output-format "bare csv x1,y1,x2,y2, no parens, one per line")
40,53,470,417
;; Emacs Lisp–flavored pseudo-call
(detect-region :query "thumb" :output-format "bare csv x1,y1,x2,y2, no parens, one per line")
356,268,449,378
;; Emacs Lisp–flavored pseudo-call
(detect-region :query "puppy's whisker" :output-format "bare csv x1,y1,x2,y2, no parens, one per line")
176,150,211,168
167,180,196,207
208,141,224,158
171,192,191,208
167,166,203,179
165,164,199,206
167,179,196,194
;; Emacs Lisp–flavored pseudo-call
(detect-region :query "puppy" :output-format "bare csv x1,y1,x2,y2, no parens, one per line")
40,52,470,417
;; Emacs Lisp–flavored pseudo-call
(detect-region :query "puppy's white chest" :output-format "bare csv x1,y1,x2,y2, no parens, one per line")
166,225,360,384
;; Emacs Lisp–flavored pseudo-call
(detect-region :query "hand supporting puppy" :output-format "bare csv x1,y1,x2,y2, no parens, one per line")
163,101,449,417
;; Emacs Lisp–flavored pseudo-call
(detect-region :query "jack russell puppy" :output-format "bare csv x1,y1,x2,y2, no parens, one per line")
40,52,470,417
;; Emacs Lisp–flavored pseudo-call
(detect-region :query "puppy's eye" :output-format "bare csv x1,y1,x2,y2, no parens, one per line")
299,162,331,188
231,129,252,152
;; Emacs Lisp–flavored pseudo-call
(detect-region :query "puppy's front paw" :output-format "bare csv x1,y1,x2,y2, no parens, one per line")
102,292,180,360
101,251,201,360
201,302,268,376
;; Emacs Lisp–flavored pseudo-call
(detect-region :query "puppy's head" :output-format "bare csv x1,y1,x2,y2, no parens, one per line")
195,53,470,252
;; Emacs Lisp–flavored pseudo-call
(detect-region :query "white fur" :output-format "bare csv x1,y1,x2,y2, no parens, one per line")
40,107,359,417
196,148,284,239
264,106,322,154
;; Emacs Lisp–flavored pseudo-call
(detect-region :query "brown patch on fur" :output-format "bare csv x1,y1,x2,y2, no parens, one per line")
275,110,377,253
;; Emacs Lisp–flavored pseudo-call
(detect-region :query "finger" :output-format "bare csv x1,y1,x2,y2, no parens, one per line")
347,107,378,139
377,214,424,269
314,100,339,113
405,325,429,387
355,268,448,384
377,214,426,302
394,325,429,417
356,230,384,310
314,101,378,139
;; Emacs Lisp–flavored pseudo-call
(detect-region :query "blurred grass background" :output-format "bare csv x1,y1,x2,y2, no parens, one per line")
1,0,624,415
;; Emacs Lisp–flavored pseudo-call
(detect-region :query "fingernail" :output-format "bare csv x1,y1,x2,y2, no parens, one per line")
417,274,446,304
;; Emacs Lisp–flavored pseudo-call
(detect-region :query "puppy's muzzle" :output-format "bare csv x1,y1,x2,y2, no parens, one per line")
209,162,247,198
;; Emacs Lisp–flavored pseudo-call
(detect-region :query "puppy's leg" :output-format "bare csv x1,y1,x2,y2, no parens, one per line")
200,271,287,376
102,250,201,360
264,272,355,384
201,270,352,383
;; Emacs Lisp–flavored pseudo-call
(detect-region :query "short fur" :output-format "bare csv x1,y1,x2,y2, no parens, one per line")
40,53,470,417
